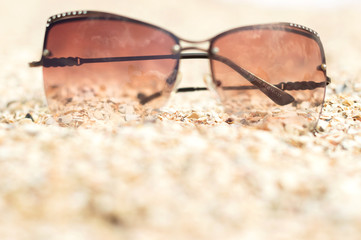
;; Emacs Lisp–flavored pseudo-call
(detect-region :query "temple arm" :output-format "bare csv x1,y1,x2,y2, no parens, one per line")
137,80,326,105
177,81,326,92
29,54,178,67
29,53,295,105
211,54,295,105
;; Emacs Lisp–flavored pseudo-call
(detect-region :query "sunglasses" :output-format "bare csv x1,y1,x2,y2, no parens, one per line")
30,10,330,128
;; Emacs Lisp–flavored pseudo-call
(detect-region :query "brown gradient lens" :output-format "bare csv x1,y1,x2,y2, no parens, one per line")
43,18,179,125
210,24,327,128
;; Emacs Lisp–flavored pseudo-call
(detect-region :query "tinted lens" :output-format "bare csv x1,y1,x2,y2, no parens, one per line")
210,24,327,129
43,16,179,126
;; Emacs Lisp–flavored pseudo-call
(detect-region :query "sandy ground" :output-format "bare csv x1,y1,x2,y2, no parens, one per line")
1,0,361,239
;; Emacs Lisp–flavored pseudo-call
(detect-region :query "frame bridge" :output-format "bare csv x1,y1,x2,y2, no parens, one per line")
176,40,210,53
180,46,209,52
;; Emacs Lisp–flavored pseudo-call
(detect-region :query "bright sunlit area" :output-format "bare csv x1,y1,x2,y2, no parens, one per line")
221,0,359,8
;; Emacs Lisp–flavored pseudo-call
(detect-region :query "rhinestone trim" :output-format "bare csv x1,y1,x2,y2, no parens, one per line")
289,23,319,37
46,10,88,27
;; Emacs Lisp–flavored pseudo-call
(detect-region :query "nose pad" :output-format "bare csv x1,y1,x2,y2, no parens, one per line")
203,73,221,101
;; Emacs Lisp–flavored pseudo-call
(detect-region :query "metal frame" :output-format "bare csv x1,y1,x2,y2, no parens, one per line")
30,10,330,106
